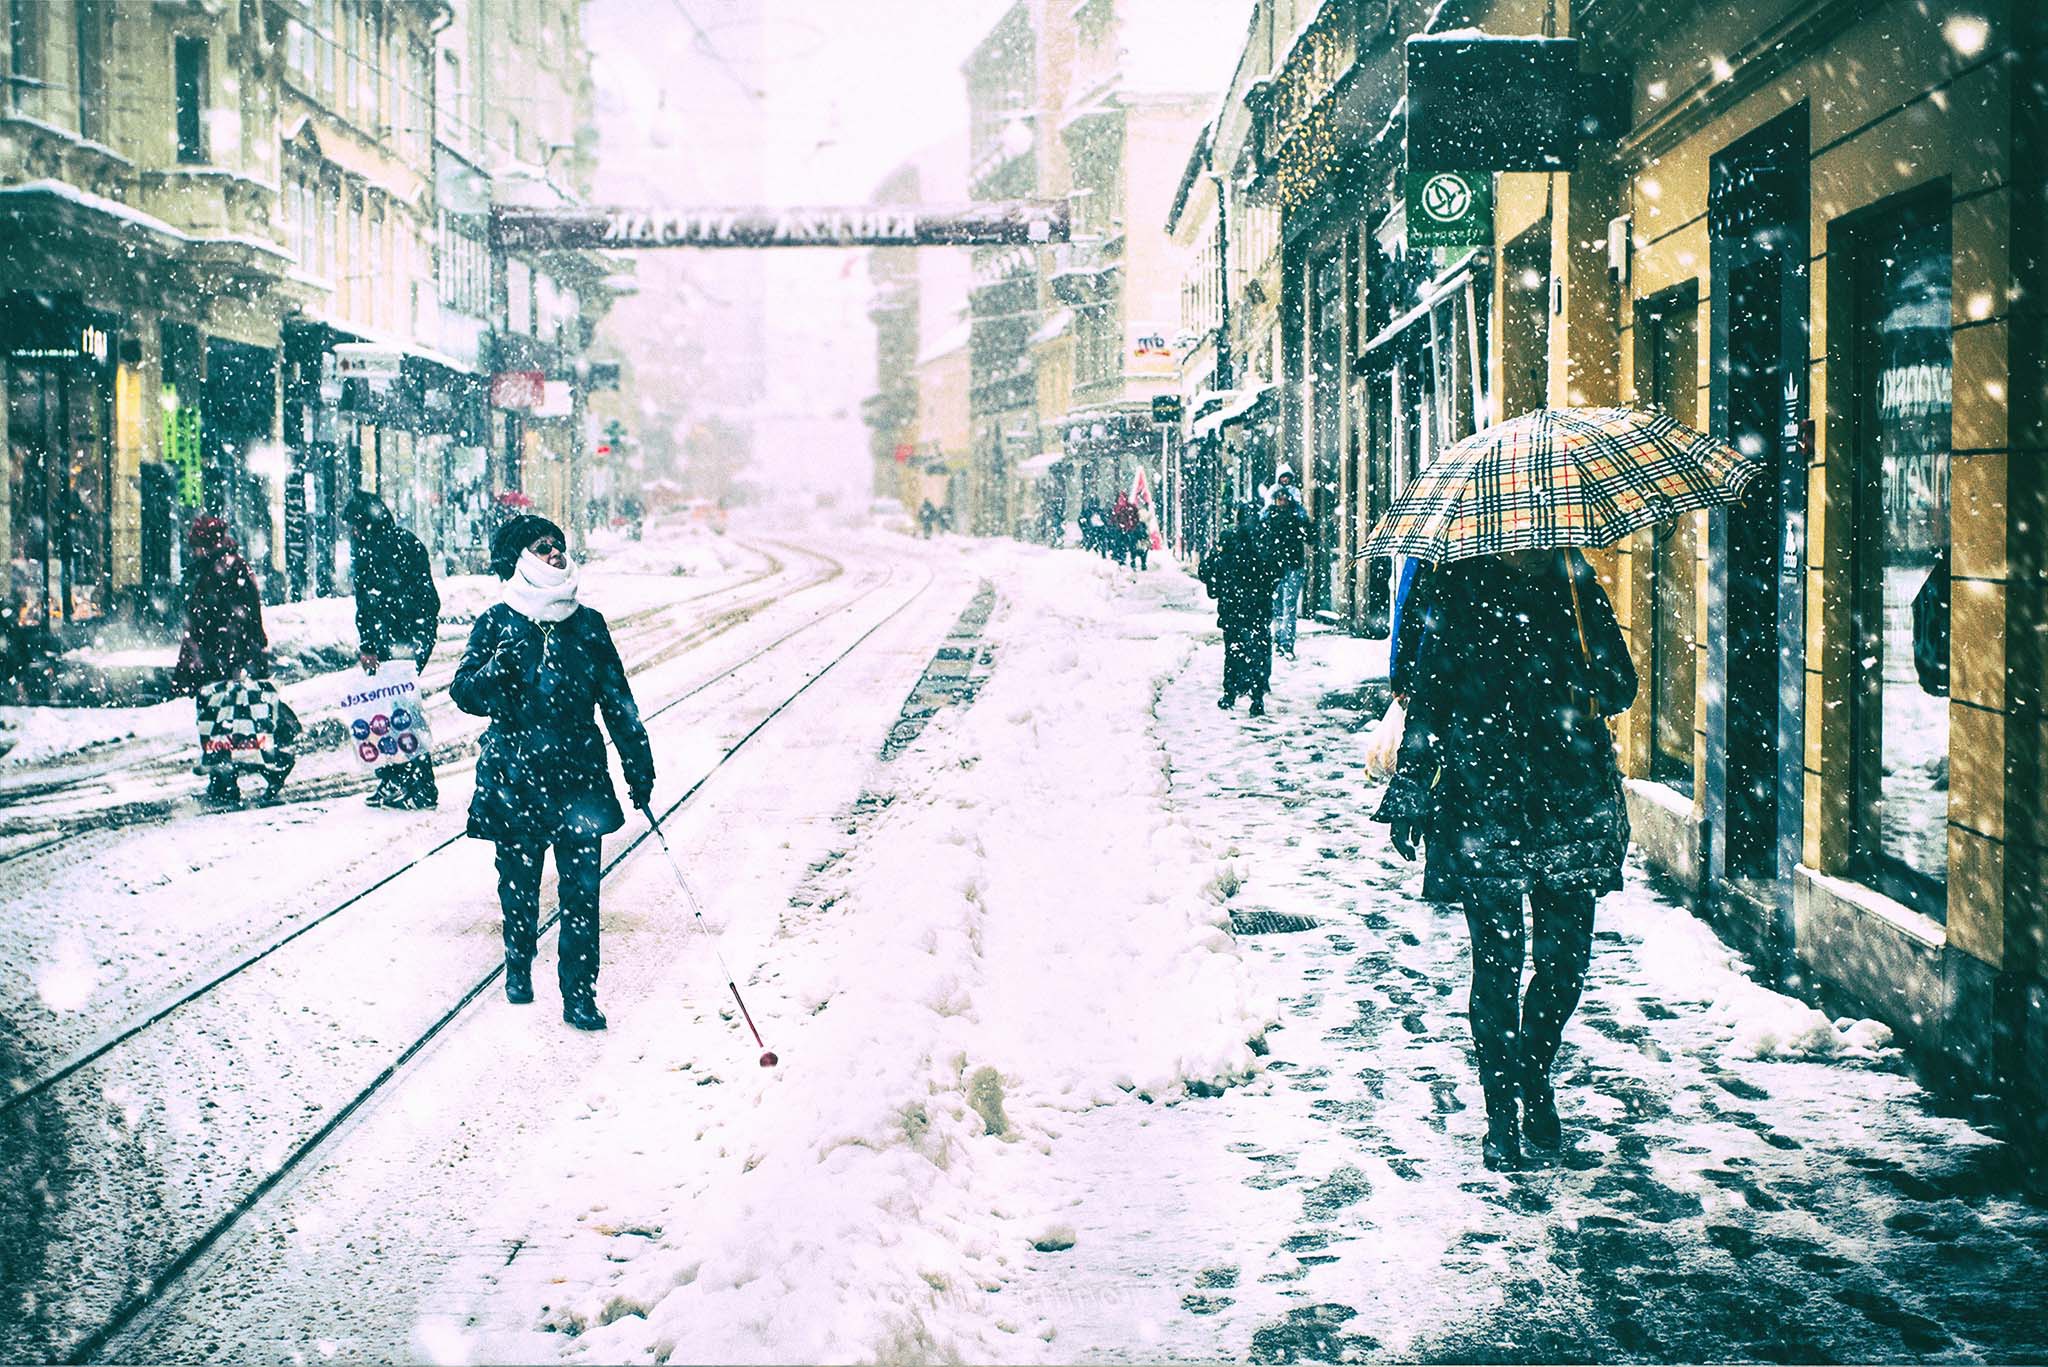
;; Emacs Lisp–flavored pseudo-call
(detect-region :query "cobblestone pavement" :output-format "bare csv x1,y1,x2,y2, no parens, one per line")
1015,631,2048,1364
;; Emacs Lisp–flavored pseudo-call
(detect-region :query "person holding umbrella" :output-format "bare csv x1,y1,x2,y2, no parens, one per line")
451,514,655,1031
1365,405,1762,1171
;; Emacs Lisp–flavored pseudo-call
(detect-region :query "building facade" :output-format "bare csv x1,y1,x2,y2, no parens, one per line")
2,0,611,677
1176,0,2045,1110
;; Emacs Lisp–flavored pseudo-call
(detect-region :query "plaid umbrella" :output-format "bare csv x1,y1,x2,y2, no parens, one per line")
1360,406,1765,564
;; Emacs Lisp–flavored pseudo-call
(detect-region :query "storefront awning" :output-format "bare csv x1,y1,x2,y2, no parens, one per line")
1016,451,1064,478
1191,383,1276,439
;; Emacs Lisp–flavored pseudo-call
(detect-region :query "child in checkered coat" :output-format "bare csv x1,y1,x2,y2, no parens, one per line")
172,516,294,806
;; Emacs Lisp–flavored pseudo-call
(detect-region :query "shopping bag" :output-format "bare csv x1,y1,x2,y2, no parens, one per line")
1361,697,1406,778
338,660,434,769
196,676,292,772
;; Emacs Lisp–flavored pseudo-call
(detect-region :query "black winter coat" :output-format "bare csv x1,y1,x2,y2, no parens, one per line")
1201,525,1284,629
353,524,441,665
1263,504,1311,571
1375,551,1637,903
450,604,656,843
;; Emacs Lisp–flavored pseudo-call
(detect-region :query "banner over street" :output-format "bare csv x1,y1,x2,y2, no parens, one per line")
490,202,1072,250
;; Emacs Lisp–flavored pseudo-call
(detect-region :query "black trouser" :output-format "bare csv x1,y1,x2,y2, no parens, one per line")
376,754,439,804
1461,886,1597,1112
1222,621,1273,700
496,836,603,1001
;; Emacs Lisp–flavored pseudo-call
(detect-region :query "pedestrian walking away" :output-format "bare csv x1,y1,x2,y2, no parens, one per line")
171,516,296,807
450,514,657,1031
344,492,442,810
1199,502,1284,717
1264,476,1311,658
1374,548,1636,1172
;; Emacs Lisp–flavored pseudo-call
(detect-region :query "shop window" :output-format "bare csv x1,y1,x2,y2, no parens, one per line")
1847,190,1952,917
174,35,208,163
1638,285,1701,793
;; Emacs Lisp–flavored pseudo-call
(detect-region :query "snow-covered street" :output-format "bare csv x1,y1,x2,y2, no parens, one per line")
5,526,2043,1364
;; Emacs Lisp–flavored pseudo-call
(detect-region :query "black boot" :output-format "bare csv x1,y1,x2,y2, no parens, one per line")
203,772,241,808
1248,693,1266,717
504,960,534,1005
1482,1095,1525,1172
1522,1072,1562,1152
563,996,607,1031
1218,693,1236,710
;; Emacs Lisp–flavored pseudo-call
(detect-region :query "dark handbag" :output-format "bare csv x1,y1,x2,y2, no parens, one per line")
274,697,304,747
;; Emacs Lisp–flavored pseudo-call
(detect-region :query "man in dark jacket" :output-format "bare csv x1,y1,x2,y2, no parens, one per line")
344,492,442,810
1200,503,1285,716
451,514,655,1030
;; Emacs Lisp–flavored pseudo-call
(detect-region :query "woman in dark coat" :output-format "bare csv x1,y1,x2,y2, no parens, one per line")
172,516,288,806
1200,503,1284,716
1375,548,1636,1170
451,514,656,1031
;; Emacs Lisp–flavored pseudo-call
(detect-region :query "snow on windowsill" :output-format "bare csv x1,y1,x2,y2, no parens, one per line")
1624,775,1697,821
1796,865,1947,953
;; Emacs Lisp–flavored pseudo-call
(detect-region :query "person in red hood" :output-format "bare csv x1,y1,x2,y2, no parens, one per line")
172,516,286,805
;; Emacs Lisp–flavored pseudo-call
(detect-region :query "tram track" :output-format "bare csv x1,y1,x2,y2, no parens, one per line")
0,549,900,1124
0,537,834,864
13,555,938,1366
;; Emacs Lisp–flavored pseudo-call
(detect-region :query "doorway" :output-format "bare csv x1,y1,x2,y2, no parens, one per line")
1706,106,1810,932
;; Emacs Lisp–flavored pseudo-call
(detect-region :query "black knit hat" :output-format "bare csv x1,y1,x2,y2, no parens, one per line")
490,514,566,579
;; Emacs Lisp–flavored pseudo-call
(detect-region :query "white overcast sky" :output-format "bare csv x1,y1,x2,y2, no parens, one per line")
583,0,1015,205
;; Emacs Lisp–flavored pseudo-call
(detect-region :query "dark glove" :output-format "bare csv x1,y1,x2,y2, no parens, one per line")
628,783,654,812
1389,818,1421,862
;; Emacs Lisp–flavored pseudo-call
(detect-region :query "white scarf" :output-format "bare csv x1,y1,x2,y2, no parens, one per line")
502,550,580,623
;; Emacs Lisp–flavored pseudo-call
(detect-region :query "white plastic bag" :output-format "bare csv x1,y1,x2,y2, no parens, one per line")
1361,697,1406,778
338,660,433,769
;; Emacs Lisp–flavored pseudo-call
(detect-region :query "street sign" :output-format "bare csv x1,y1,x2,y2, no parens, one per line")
1406,170,1492,250
1152,394,1183,424
490,202,1071,250
333,343,403,380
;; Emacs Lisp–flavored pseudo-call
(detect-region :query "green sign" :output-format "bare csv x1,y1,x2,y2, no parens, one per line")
1406,170,1492,250
162,394,203,508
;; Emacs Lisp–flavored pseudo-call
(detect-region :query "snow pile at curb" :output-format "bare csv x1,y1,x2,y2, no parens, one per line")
531,550,1269,1363
1601,862,1896,1063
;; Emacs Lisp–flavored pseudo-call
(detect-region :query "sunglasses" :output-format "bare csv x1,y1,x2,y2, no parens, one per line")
530,537,564,555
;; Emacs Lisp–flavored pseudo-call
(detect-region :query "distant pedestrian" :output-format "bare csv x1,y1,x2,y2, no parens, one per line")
344,492,442,811
171,516,294,807
451,514,656,1031
1264,480,1311,658
1200,502,1284,716
1129,518,1150,570
1375,548,1636,1171
1111,492,1139,567
920,499,939,539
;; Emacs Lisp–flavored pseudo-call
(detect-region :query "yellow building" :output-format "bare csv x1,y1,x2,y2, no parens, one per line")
1210,0,2043,1106
1582,0,2044,1101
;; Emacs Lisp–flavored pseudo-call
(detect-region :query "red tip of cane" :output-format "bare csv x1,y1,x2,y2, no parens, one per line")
760,1051,778,1068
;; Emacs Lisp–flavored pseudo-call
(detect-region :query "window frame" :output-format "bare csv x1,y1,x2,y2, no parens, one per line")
173,34,209,164
1840,181,1954,919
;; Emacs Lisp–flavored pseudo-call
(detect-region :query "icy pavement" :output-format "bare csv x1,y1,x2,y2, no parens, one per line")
1003,629,2048,1363
12,537,2047,1365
